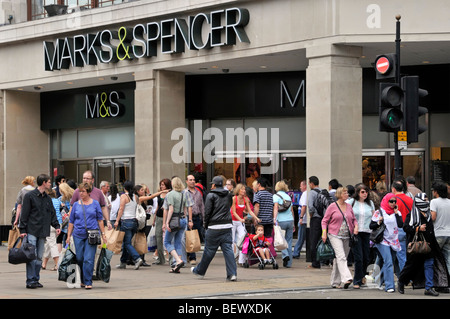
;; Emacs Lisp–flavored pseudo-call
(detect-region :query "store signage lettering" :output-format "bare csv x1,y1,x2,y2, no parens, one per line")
86,91,125,119
44,7,250,71
280,80,305,108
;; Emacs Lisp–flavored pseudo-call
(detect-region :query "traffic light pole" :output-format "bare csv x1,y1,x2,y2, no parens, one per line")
393,15,402,178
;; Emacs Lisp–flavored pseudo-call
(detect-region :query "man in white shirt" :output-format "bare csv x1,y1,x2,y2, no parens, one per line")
431,181,450,272
293,180,307,259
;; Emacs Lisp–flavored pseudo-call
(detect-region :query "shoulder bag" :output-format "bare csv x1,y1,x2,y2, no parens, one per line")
135,196,147,230
335,202,357,247
81,200,101,245
169,193,183,232
275,193,292,212
407,231,431,255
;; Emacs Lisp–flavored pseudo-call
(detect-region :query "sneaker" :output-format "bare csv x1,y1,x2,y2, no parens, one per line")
387,289,395,293
424,288,439,297
227,275,237,282
134,258,143,270
116,263,126,269
191,267,204,279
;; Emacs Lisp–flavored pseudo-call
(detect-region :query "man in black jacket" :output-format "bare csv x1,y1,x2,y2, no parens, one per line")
20,174,61,289
191,176,237,281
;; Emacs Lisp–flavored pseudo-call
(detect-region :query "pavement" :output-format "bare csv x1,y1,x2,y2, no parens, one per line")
0,242,335,299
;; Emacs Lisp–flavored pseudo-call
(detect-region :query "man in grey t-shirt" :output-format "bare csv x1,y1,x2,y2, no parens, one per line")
431,181,450,272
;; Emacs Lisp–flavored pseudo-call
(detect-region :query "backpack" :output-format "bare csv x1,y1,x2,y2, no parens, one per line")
312,188,334,218
275,193,292,212
195,183,207,202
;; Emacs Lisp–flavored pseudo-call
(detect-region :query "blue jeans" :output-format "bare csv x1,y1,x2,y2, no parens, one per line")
73,235,97,286
120,219,141,263
293,223,306,257
397,228,407,271
25,234,45,285
376,243,396,291
193,228,237,279
278,220,294,267
424,257,435,290
436,236,450,272
164,217,187,263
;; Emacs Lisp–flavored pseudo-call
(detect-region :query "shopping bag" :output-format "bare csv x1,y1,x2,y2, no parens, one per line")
8,226,21,250
105,227,125,254
147,226,156,252
132,231,148,255
273,225,288,250
96,246,113,283
316,239,335,262
58,245,78,282
8,237,36,264
185,229,201,253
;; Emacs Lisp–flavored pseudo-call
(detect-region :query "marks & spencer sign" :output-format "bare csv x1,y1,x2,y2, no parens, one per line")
43,7,250,71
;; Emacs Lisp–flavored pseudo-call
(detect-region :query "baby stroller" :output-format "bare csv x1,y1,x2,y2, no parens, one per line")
241,231,279,270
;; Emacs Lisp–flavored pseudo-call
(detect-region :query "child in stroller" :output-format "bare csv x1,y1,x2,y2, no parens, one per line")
246,224,278,269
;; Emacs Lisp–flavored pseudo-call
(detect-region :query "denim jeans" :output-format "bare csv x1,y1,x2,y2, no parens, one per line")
436,236,450,272
293,223,306,257
351,232,371,285
376,243,396,291
424,257,435,290
120,219,141,263
193,228,237,279
25,234,45,285
278,220,294,267
397,228,407,271
164,217,187,261
73,235,97,286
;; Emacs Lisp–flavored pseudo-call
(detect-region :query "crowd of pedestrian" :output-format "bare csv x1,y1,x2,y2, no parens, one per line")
11,169,450,296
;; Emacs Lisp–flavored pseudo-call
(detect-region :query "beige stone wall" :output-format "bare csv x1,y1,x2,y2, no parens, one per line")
0,90,49,225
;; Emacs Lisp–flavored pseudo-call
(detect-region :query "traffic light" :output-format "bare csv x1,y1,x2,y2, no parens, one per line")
379,82,404,132
401,76,428,143
374,54,397,80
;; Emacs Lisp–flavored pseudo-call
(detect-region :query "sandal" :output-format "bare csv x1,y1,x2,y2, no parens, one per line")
173,261,184,273
170,268,180,273
85,285,92,289
344,280,352,289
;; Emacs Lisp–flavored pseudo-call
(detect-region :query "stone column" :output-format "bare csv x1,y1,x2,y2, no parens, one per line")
305,44,363,188
134,70,185,190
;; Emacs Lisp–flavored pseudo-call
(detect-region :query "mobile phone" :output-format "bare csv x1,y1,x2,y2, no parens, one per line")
394,205,398,209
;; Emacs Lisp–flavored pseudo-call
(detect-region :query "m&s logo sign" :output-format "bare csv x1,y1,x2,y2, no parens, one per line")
86,91,125,119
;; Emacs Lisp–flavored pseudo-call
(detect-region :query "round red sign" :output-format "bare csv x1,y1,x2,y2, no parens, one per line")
376,57,390,74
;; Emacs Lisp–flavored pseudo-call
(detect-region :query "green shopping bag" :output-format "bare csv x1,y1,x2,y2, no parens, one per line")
316,239,335,262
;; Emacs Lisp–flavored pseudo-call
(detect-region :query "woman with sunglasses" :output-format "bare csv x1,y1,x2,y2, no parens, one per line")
370,193,403,293
347,184,375,289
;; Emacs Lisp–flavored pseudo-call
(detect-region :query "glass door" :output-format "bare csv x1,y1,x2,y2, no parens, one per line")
389,150,425,191
281,153,306,190
95,159,113,186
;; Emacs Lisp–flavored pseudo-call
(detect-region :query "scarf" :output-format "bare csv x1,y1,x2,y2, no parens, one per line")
409,193,431,228
380,193,396,215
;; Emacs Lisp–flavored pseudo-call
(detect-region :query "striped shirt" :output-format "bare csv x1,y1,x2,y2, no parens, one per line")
253,190,274,225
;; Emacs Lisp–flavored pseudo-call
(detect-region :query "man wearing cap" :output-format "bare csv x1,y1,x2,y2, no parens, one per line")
191,176,237,281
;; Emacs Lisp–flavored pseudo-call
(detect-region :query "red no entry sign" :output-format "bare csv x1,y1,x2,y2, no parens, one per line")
376,56,390,74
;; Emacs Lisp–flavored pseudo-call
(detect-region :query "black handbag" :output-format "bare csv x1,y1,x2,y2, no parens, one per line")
370,219,386,244
81,201,101,245
8,237,36,265
169,193,183,232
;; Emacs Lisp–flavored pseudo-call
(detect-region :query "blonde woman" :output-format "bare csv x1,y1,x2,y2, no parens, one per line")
231,183,260,265
273,180,295,268
58,182,74,250
321,187,358,289
163,177,193,273
14,176,36,226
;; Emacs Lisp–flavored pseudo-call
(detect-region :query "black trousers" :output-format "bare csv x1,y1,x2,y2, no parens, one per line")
309,217,322,268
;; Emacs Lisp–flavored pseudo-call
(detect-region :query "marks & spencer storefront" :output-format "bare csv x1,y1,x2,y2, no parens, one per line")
1,1,450,240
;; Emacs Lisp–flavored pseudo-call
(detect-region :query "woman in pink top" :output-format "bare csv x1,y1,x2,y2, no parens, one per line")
321,186,358,289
